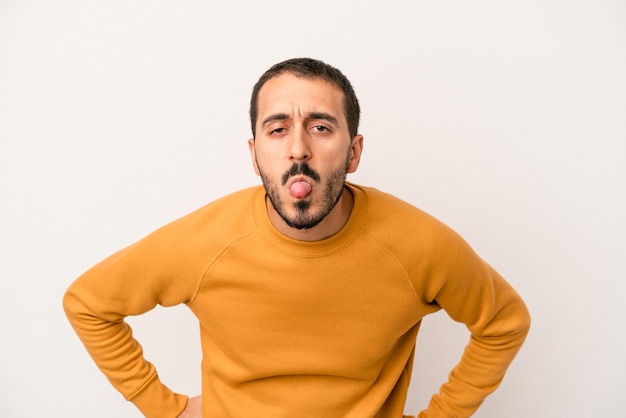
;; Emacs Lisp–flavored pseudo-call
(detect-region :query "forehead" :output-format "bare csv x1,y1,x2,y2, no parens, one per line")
257,73,345,121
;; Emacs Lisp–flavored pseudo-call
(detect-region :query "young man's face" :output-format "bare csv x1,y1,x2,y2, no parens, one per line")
249,72,363,232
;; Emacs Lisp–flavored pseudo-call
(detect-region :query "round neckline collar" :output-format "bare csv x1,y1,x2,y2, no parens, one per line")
252,182,368,257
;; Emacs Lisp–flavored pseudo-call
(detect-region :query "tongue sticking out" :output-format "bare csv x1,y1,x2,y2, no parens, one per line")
289,181,312,198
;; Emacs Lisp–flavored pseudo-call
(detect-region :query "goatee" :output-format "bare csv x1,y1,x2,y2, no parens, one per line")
261,161,348,230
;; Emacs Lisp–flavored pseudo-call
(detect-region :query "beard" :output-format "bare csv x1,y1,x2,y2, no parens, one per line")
258,154,350,230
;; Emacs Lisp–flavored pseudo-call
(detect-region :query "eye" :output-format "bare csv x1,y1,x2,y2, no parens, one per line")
269,127,286,135
312,125,330,133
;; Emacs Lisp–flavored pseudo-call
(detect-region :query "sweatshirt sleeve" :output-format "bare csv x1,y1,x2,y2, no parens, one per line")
62,223,203,418
416,230,531,417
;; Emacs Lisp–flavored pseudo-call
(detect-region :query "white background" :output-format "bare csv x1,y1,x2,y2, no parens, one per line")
1,1,624,417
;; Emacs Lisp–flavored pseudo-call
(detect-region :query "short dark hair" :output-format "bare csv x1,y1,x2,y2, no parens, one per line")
249,58,360,138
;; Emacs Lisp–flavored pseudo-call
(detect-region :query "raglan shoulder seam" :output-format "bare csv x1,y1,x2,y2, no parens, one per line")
187,225,259,305
361,230,426,319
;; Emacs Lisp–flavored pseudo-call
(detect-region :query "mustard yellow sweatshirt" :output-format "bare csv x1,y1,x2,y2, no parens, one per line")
63,184,530,417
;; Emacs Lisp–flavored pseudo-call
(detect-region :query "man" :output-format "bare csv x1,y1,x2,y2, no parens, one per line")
64,58,530,417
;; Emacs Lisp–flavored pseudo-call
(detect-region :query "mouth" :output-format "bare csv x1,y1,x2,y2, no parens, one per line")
287,177,313,199
281,162,320,199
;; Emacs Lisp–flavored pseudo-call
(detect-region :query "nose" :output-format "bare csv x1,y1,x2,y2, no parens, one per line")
288,127,311,162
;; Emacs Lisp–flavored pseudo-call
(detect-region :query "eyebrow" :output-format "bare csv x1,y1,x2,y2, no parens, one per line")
261,113,290,128
308,112,340,127
261,112,340,128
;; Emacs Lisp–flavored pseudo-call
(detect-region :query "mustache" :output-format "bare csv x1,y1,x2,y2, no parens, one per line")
281,162,321,186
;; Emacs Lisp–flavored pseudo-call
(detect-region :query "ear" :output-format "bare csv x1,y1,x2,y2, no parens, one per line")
248,138,261,176
346,134,364,174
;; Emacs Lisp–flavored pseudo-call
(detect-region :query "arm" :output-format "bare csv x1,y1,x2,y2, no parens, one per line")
417,235,531,417
63,226,200,417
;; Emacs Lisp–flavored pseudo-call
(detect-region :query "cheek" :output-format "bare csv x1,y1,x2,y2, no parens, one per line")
255,155,283,181
254,143,281,164
251,144,281,176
